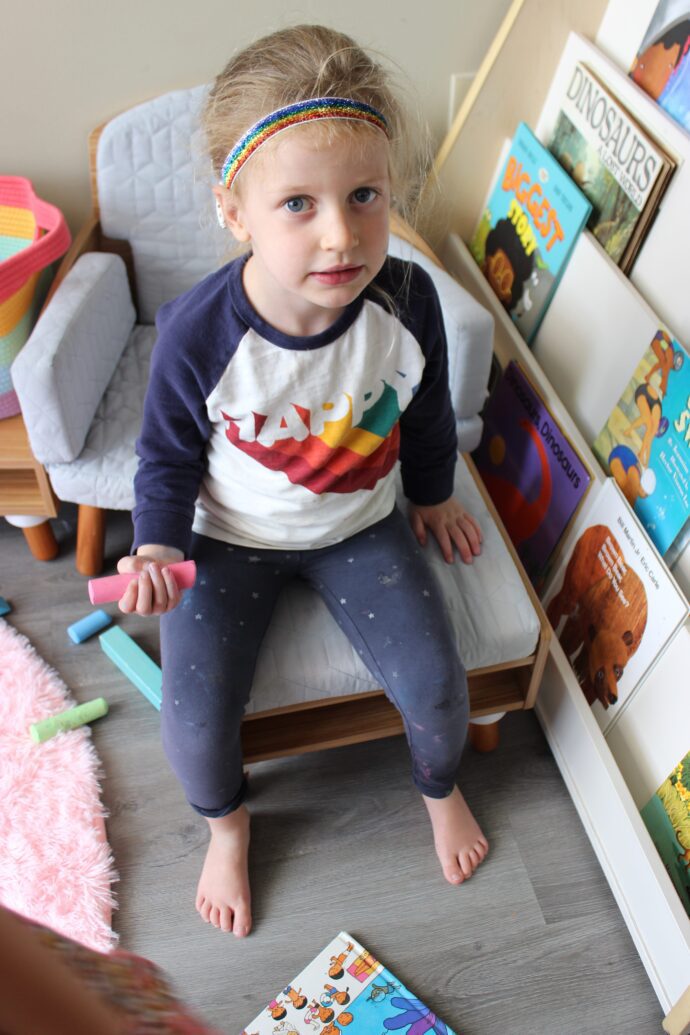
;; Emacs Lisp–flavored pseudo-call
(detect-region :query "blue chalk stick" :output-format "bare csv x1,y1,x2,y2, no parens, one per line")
68,609,112,644
0,596,10,617
99,625,162,710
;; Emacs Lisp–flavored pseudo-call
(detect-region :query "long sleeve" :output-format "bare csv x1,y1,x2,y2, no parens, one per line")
396,265,458,505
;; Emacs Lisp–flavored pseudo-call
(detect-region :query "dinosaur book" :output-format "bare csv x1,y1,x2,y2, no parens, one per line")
472,359,590,585
547,61,675,274
240,931,459,1035
469,121,591,344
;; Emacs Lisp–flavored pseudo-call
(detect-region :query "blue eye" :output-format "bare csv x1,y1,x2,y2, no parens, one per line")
352,187,377,205
285,197,308,213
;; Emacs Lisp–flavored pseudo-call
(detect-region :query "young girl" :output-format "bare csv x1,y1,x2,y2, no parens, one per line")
116,24,489,939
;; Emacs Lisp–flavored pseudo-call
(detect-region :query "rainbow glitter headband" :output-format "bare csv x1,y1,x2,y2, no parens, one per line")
219,97,389,190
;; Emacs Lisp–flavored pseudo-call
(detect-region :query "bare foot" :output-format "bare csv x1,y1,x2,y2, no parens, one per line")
196,805,252,936
423,786,489,885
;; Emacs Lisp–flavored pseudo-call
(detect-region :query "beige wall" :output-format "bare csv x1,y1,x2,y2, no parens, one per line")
2,0,511,231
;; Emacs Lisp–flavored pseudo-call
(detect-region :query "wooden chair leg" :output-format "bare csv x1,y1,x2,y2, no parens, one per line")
468,719,501,753
21,519,59,561
76,504,107,577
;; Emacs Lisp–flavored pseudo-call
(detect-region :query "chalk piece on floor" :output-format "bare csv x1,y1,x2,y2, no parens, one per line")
68,609,112,644
99,626,162,710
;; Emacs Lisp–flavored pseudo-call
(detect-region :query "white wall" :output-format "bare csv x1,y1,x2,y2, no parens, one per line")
1,0,512,230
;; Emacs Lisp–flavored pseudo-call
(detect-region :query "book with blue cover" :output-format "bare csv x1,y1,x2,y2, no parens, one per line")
592,328,690,557
240,931,458,1035
469,121,591,344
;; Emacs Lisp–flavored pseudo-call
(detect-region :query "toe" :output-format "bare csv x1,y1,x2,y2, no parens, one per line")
233,898,252,938
219,906,233,933
197,896,211,922
209,906,221,928
458,851,474,879
440,855,464,884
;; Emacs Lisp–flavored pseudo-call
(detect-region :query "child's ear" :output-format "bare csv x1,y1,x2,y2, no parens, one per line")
212,186,251,243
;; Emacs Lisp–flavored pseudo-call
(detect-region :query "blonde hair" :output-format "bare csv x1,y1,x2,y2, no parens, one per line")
202,24,429,228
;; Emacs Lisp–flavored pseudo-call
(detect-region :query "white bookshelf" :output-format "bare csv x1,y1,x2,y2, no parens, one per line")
431,0,690,1017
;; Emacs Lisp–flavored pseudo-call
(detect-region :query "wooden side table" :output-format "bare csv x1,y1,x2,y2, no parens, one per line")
0,412,59,560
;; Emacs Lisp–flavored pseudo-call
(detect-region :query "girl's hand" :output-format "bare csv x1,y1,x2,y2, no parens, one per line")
116,545,185,616
408,498,483,565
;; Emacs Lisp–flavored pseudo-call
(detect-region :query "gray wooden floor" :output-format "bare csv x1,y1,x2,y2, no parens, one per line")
1,506,665,1034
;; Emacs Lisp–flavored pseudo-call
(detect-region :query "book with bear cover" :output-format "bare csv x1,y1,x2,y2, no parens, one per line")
546,60,675,274
472,359,591,584
630,1,690,136
469,121,591,344
592,327,690,558
641,747,690,917
542,478,688,735
241,931,459,1035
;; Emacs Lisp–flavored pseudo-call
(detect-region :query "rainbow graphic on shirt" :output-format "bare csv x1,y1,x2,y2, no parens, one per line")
222,375,413,494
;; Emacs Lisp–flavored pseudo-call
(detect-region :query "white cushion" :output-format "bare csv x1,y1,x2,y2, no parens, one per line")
247,452,539,712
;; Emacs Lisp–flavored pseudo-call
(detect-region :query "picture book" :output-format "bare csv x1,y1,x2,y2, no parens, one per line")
472,359,591,584
542,478,689,735
641,747,690,916
547,61,675,273
592,327,690,557
241,931,459,1035
630,0,690,135
469,121,591,344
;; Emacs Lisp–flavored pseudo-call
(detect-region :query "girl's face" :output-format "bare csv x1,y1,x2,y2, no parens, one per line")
215,127,391,337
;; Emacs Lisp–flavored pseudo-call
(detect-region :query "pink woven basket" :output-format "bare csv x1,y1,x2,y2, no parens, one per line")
0,176,71,418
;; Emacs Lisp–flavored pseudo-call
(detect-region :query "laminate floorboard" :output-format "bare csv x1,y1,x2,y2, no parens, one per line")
0,508,665,1034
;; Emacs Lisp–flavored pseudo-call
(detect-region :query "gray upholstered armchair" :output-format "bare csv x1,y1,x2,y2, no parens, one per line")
11,86,549,759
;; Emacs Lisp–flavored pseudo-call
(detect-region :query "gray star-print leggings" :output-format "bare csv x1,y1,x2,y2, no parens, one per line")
159,505,468,817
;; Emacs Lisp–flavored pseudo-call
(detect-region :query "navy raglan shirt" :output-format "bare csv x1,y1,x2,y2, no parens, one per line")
132,255,457,555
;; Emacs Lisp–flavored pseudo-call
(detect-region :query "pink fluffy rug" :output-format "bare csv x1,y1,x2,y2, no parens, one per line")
0,618,117,951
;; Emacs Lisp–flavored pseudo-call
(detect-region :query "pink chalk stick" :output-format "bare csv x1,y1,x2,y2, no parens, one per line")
88,560,197,605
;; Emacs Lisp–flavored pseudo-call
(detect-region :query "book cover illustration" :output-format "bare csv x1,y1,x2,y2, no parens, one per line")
592,328,690,557
548,61,674,272
472,359,591,584
641,748,690,916
240,931,459,1035
469,121,592,344
630,0,690,135
542,479,689,734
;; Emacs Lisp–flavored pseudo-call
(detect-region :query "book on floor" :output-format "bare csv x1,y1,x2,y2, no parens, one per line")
240,930,459,1035
544,58,675,274
468,121,591,344
641,747,690,917
542,478,688,735
592,327,690,558
472,359,591,585
630,1,690,136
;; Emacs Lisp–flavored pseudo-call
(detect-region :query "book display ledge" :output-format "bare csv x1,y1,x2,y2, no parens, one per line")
430,0,690,1022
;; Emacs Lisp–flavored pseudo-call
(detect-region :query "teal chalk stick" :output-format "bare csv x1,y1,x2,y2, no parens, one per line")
99,626,162,710
0,596,11,617
30,697,109,743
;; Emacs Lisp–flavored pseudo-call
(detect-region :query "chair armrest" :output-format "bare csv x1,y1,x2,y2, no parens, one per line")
11,253,136,464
